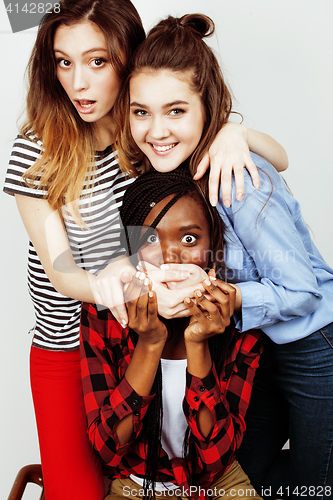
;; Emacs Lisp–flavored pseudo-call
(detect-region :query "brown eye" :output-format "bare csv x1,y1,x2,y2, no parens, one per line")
147,234,159,244
181,234,196,244
57,59,71,68
91,58,106,67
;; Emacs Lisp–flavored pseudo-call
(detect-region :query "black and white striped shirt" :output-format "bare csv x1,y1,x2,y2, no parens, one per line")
4,134,134,351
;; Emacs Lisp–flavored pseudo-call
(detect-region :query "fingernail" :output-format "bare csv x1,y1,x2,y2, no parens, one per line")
184,297,191,303
255,183,260,189
121,319,127,328
149,291,154,298
135,271,140,278
204,279,211,286
224,200,230,208
160,264,169,270
236,193,244,201
144,277,149,286
210,197,217,207
139,272,145,280
196,290,202,297
210,276,217,281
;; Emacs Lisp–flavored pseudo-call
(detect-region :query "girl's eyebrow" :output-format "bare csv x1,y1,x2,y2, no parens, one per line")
178,224,202,232
163,100,189,108
54,48,108,56
130,101,147,108
130,100,189,109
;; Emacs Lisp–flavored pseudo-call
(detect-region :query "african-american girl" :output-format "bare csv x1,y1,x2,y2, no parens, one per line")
80,167,263,499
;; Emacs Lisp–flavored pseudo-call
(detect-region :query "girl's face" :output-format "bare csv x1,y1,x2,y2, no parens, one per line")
130,69,205,172
138,194,211,268
54,21,122,129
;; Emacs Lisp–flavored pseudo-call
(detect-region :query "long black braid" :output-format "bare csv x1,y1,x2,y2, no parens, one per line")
120,162,224,271
120,163,230,498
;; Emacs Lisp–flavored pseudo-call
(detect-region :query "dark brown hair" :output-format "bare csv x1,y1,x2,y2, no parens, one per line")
22,0,145,219
116,12,233,198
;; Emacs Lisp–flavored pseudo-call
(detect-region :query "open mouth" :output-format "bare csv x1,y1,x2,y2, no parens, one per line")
149,143,178,153
75,99,96,108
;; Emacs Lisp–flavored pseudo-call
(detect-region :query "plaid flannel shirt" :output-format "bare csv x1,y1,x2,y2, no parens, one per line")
80,303,262,498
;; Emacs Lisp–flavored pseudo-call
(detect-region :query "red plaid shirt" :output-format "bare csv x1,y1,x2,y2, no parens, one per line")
80,303,262,498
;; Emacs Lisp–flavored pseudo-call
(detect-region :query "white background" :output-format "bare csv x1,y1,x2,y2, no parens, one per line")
0,0,332,497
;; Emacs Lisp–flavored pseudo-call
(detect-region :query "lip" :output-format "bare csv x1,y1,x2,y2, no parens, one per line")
74,99,97,114
148,142,178,156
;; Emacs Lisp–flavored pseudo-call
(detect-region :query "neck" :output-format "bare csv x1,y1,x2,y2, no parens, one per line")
94,115,116,150
161,317,189,360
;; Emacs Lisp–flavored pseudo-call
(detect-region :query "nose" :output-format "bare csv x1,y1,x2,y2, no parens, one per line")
149,116,169,140
72,66,89,92
160,243,182,265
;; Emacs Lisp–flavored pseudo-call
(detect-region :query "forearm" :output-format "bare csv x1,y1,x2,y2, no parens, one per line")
15,194,135,315
48,260,94,301
116,339,165,445
237,280,321,332
246,127,288,172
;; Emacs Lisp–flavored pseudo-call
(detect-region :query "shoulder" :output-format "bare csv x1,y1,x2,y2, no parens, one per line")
12,132,44,156
9,132,44,165
4,133,46,198
218,153,292,221
245,152,287,196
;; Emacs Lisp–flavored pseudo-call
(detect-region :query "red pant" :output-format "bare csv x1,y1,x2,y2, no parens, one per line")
30,346,105,500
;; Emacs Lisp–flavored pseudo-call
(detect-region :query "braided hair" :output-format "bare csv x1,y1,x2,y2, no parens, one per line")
120,162,224,273
120,165,231,497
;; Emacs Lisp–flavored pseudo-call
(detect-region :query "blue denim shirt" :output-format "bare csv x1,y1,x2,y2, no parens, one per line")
217,153,333,344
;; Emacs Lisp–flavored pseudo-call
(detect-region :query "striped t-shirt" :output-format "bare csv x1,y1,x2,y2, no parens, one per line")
4,134,134,351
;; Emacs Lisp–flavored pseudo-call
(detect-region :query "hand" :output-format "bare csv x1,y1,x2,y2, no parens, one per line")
139,262,208,290
88,256,136,327
137,261,191,289
138,262,207,319
193,122,260,208
184,278,236,344
124,272,167,345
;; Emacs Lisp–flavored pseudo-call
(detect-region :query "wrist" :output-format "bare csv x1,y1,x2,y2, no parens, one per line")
238,123,248,143
186,340,212,379
185,337,209,355
137,335,167,351
231,284,242,311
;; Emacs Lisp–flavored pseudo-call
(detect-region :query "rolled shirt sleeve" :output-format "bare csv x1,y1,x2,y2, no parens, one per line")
182,330,262,475
80,304,154,466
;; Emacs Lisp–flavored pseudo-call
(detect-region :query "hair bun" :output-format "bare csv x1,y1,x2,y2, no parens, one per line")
178,13,215,39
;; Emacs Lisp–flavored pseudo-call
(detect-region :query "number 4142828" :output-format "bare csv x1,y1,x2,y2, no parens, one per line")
6,3,60,14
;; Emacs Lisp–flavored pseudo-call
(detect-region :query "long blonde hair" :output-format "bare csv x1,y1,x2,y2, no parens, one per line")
22,0,145,218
